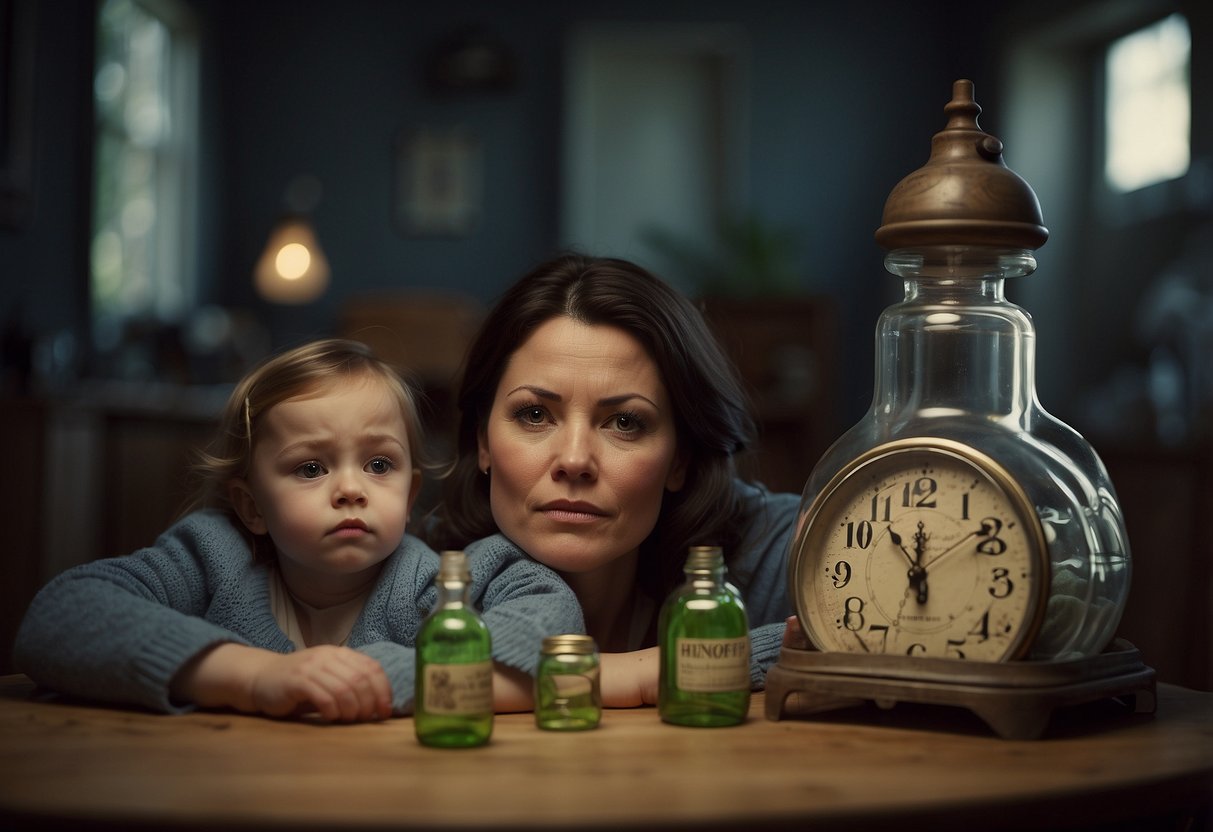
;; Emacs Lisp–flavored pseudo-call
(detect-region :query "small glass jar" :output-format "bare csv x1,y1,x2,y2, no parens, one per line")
535,635,601,731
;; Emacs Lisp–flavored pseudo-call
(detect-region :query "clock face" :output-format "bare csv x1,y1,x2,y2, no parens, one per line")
790,438,1048,662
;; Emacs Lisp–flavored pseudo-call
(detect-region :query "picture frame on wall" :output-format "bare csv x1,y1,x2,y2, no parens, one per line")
394,127,482,237
0,0,36,228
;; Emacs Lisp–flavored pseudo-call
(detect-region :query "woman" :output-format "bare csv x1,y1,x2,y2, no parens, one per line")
434,254,800,706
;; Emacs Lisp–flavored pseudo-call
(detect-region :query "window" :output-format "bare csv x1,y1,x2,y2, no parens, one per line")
90,0,198,351
1104,13,1190,194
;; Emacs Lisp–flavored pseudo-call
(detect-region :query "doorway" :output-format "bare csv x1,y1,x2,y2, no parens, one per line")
561,23,748,293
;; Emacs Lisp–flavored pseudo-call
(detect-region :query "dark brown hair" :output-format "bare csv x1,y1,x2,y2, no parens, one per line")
435,254,755,598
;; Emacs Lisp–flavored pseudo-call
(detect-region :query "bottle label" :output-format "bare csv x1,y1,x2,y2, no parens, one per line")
422,661,493,715
675,637,750,692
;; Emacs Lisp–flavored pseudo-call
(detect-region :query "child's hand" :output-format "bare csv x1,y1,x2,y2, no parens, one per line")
249,646,393,722
172,643,392,722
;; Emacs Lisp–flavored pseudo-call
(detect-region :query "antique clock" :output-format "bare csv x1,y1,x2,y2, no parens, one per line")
766,81,1153,738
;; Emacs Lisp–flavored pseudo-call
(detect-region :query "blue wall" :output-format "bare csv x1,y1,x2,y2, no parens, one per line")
202,0,992,418
5,0,1204,434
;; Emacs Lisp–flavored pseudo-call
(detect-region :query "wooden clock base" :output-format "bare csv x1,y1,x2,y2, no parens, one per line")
764,638,1156,740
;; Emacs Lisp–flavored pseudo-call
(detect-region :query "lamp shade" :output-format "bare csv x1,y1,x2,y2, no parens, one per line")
254,216,330,304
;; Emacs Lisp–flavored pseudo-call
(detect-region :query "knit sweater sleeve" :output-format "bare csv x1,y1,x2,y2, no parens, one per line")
351,533,583,715
348,537,428,715
466,534,586,674
727,480,801,686
13,511,255,714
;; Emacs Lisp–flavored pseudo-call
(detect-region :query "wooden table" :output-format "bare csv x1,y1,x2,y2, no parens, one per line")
0,675,1209,831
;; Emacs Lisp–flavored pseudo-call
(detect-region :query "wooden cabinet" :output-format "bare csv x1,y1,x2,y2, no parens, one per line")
1,399,47,675
1100,442,1213,691
701,295,839,494
1,390,222,674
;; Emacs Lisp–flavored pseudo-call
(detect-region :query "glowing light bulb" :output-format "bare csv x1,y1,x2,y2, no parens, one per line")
275,243,312,280
254,218,330,303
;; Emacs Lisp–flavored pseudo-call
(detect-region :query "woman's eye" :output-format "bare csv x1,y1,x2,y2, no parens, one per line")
366,457,394,475
610,412,646,434
513,405,548,426
295,461,325,479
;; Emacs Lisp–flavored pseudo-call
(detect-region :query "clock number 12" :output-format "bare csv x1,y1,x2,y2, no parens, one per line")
869,478,938,522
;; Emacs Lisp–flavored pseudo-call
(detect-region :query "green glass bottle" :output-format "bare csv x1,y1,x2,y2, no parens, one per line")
415,550,493,747
658,545,751,727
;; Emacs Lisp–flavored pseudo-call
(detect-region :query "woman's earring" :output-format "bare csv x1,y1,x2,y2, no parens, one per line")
481,467,490,476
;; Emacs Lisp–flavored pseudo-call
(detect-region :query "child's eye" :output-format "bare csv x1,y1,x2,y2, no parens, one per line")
365,457,394,475
512,404,549,426
295,461,326,479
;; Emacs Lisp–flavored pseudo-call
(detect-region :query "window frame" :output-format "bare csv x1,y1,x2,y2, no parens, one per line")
89,0,200,350
1093,11,1193,226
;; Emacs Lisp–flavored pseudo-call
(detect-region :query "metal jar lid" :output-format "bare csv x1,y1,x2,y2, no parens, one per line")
541,634,598,655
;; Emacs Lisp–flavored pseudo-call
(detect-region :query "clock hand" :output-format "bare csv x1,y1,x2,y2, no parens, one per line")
922,521,994,571
909,521,929,604
887,526,916,567
890,525,928,602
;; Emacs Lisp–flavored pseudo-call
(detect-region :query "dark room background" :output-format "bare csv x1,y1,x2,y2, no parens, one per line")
2,0,1210,686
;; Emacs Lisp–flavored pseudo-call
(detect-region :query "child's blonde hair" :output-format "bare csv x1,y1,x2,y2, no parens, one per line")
187,339,427,555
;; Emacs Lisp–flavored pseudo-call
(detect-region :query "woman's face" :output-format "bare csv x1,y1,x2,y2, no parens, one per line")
478,316,686,577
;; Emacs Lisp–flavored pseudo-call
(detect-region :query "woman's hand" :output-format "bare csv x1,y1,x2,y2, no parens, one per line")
598,647,660,708
782,615,809,649
171,643,392,722
490,663,536,712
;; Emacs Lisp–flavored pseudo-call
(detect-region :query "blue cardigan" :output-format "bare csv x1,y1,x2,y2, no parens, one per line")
13,510,584,715
703,480,799,686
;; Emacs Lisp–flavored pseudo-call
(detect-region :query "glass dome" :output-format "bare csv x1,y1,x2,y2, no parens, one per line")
796,82,1130,660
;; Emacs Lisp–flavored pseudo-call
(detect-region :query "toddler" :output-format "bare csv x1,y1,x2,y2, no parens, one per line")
15,339,582,720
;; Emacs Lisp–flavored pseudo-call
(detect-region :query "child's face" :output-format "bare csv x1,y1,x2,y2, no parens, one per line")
230,374,419,596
